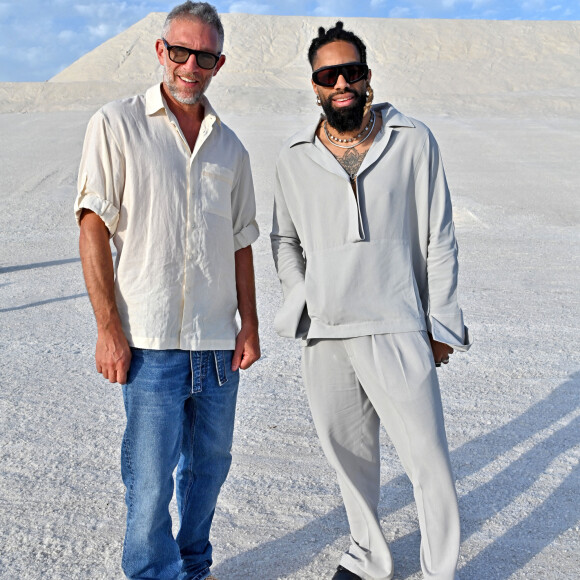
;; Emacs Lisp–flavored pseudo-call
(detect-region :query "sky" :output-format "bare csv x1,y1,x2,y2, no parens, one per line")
0,0,578,82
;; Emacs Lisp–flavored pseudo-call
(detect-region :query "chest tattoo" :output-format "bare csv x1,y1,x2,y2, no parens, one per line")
335,148,369,180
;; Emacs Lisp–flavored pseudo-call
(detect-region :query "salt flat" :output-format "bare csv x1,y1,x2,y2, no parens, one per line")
0,13,578,580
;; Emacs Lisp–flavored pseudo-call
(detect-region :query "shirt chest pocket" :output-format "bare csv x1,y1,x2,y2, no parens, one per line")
200,163,234,220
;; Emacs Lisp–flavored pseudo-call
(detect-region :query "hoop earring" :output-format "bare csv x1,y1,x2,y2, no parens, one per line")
363,85,374,117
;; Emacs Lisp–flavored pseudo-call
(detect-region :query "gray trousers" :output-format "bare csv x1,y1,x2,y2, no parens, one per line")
302,332,460,580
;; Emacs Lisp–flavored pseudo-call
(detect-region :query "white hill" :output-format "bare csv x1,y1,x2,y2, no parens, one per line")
1,13,579,116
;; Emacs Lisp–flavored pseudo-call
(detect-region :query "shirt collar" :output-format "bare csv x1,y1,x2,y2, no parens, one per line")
145,83,222,126
288,102,415,148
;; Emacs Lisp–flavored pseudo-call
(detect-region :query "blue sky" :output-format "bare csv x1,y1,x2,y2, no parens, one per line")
0,0,578,82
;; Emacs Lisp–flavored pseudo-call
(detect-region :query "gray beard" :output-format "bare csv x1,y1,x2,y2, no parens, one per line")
164,69,211,105
171,89,203,105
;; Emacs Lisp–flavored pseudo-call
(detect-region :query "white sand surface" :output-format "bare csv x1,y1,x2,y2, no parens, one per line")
0,13,579,580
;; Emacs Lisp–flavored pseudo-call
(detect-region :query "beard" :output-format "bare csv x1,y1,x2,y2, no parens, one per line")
163,66,212,106
320,87,366,133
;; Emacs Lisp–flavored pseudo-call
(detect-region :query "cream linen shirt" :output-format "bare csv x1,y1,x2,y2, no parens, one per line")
271,103,471,350
75,84,259,351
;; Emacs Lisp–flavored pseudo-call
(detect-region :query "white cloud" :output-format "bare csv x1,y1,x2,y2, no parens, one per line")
22,46,49,66
227,1,272,13
389,6,412,17
312,0,360,16
520,0,547,9
74,2,128,19
58,29,77,42
87,23,119,38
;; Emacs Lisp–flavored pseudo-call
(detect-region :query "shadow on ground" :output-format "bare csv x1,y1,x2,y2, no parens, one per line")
213,372,579,579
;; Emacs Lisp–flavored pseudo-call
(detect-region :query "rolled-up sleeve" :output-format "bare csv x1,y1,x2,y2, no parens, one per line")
231,149,259,251
74,110,125,236
425,131,472,351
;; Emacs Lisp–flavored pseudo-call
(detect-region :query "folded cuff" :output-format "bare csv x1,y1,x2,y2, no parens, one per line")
429,314,473,352
74,193,120,237
234,220,260,251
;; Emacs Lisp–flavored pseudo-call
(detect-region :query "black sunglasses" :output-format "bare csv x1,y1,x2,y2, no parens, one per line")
162,38,220,70
312,62,369,87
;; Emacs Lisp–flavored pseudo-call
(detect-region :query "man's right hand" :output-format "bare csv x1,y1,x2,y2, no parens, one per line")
79,209,132,385
428,332,454,366
95,325,132,384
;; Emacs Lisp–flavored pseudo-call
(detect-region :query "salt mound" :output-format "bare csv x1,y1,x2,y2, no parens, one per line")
2,14,579,116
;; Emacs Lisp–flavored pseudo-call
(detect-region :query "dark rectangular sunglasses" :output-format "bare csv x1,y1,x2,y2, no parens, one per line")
312,62,369,87
162,38,220,70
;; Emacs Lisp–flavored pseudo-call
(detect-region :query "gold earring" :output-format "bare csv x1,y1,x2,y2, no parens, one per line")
363,85,374,117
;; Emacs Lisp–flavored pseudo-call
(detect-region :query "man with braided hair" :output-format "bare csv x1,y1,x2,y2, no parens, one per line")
271,22,471,580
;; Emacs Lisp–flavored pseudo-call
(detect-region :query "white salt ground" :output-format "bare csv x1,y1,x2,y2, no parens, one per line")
0,13,579,580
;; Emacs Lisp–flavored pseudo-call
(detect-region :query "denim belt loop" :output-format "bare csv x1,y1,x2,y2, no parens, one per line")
213,350,228,386
190,350,203,393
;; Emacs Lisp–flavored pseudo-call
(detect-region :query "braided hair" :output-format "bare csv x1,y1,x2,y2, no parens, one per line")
308,21,367,67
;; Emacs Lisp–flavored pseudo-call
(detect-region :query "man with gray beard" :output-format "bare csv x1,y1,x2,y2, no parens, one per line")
271,22,471,580
75,3,260,579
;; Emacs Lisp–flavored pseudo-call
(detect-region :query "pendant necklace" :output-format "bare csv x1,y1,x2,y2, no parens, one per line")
324,111,376,150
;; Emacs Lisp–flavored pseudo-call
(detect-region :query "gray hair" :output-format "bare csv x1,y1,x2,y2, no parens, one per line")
162,2,224,51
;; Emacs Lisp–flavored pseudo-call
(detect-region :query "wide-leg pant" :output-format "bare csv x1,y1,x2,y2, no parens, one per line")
302,332,460,580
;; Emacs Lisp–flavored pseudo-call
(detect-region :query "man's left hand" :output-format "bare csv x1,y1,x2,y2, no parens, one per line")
232,324,261,371
428,333,454,366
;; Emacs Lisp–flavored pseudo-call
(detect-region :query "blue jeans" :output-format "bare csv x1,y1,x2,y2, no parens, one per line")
121,348,239,580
